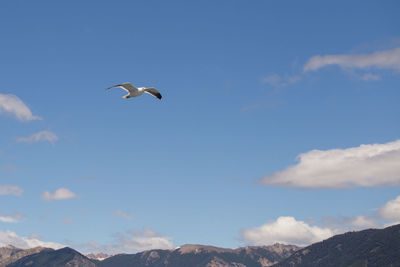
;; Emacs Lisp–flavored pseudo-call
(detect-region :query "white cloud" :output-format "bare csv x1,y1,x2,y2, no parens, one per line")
260,139,400,188
0,185,23,196
114,210,133,220
0,94,42,121
41,188,78,201
0,229,63,249
304,47,400,72
378,195,400,221
0,217,17,223
241,216,334,246
0,213,22,223
16,130,58,145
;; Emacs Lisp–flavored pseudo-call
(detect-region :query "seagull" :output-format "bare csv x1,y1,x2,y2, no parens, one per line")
106,82,162,100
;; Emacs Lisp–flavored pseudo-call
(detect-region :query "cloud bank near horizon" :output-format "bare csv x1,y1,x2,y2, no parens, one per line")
241,194,400,246
0,229,64,249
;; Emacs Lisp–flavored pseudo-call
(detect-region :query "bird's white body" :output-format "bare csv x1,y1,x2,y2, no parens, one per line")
107,82,162,100
125,86,144,98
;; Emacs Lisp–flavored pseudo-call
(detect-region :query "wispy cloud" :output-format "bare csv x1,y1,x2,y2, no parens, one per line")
261,73,301,90
321,195,400,230
320,215,380,231
304,47,400,72
360,73,381,81
260,139,400,188
79,177,96,182
0,229,64,249
41,188,78,201
28,233,41,240
115,228,174,252
0,213,22,223
63,218,72,224
75,227,174,254
0,164,17,172
0,185,23,196
240,99,282,112
242,73,291,112
241,216,334,246
16,130,58,145
114,210,133,220
0,217,18,223
0,94,42,121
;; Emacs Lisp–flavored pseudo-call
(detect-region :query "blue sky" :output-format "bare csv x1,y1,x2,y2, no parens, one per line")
0,0,400,253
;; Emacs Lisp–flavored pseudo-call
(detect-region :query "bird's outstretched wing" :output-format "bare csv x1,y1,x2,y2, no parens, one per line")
106,82,138,94
144,88,162,100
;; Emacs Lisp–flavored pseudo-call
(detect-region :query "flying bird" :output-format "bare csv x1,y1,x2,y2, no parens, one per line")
106,82,162,100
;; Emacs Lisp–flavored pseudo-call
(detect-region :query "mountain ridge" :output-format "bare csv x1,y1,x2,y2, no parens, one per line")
0,245,51,267
1,243,298,267
2,224,400,266
6,247,96,267
97,243,298,267
272,224,400,267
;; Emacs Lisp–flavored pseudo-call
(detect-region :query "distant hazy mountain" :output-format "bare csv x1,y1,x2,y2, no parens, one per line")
7,247,97,267
273,224,400,267
0,245,50,267
98,243,299,267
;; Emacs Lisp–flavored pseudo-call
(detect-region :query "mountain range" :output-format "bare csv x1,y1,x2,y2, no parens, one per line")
274,223,400,267
1,224,399,267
